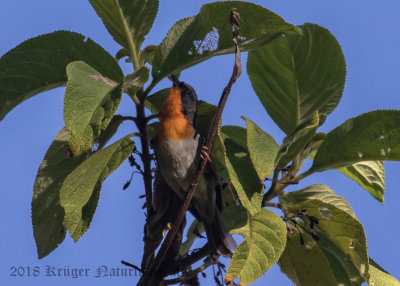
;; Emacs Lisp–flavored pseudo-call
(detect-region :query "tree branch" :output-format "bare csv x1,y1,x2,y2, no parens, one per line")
138,8,242,285
162,257,214,285
135,101,153,216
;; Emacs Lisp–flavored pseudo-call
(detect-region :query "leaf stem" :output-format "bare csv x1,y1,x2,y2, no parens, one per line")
293,168,315,182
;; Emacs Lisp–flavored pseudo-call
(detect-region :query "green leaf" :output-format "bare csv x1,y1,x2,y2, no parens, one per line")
124,66,150,94
180,206,247,255
308,139,385,202
89,0,158,53
221,126,264,215
275,110,319,169
279,227,364,286
64,61,123,156
311,110,400,173
97,115,125,150
338,161,385,203
243,117,279,179
152,1,297,81
139,45,158,66
180,220,204,255
0,31,123,121
196,100,217,138
248,23,346,134
281,194,370,281
370,259,400,286
60,135,134,242
32,128,88,258
279,230,336,286
145,88,169,113
225,208,287,285
280,184,355,217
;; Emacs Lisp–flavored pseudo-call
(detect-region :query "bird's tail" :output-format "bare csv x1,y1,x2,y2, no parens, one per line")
204,209,237,257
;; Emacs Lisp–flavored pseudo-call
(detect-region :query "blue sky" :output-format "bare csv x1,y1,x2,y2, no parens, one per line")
0,1,399,285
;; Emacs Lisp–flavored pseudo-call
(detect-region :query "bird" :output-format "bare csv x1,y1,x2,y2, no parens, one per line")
152,74,236,258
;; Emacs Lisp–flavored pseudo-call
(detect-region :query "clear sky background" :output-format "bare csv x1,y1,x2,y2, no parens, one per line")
1,1,399,285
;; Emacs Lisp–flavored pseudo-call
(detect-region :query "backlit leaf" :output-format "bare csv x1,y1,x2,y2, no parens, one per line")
244,117,279,179
225,209,287,285
60,135,134,241
221,126,264,215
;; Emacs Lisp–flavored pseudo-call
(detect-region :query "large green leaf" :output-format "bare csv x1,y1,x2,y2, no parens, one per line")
89,0,158,54
275,110,319,169
370,259,400,286
152,1,297,81
279,228,363,286
280,184,355,217
338,161,385,203
221,126,264,215
248,23,346,134
243,117,279,179
311,110,400,173
64,61,123,156
32,128,88,259
60,135,134,242
225,208,287,285
309,147,386,203
0,31,122,121
281,191,370,281
144,88,169,113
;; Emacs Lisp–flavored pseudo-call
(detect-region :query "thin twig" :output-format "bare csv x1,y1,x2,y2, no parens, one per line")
120,260,142,273
162,257,214,285
120,115,137,123
137,8,242,285
165,244,209,275
145,112,160,123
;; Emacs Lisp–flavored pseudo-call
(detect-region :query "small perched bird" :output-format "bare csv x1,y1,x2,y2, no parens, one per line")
153,74,236,257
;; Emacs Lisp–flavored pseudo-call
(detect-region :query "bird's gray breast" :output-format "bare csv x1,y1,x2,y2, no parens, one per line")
155,133,202,195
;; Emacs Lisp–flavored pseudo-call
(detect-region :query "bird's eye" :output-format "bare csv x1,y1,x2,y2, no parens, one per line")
186,90,191,95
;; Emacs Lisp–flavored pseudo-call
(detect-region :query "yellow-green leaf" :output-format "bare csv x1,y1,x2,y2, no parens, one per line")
225,209,287,285
64,61,123,156
60,135,134,242
244,117,279,179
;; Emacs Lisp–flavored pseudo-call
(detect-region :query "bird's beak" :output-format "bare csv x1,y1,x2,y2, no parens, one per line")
171,73,179,87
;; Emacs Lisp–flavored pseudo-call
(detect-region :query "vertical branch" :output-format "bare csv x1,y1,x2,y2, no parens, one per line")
138,8,242,285
135,100,153,216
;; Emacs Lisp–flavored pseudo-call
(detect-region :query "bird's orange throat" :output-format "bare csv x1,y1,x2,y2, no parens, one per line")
157,87,195,140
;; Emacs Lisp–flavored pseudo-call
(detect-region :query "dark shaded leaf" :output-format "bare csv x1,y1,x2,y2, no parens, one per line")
248,23,346,134
152,1,297,81
0,31,123,121
89,0,159,53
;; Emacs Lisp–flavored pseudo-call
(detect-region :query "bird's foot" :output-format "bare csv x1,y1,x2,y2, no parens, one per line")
200,145,212,162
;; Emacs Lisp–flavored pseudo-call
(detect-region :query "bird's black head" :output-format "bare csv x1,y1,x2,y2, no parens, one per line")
171,74,198,126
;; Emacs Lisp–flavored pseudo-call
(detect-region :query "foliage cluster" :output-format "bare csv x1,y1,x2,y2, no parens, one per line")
1,1,399,285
